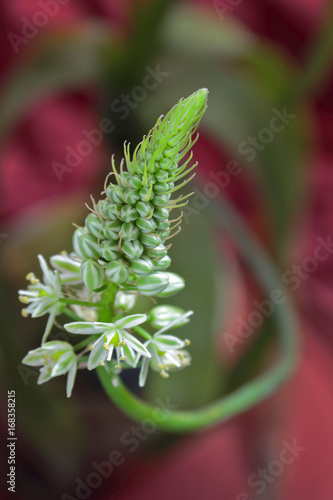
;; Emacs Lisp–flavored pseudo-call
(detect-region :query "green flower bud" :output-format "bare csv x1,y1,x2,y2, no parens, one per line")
102,202,122,221
144,244,167,260
153,254,171,271
136,217,157,233
156,220,170,231
152,194,170,207
153,182,169,194
80,259,105,290
73,229,100,259
154,170,169,182
159,157,173,170
123,189,140,204
160,230,170,240
136,160,146,174
85,214,104,239
140,232,161,249
103,221,122,241
117,172,131,187
99,241,120,261
107,184,125,203
135,272,169,295
139,186,154,201
129,256,154,276
156,272,185,297
120,205,138,222
149,305,189,329
105,260,129,283
121,240,144,260
136,201,153,218
153,207,169,221
129,175,142,190
121,222,140,241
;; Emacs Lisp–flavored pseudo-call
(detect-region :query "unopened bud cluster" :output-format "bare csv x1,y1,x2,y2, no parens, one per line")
72,89,208,291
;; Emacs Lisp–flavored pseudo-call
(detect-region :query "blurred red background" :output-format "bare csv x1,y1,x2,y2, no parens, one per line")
0,1,333,499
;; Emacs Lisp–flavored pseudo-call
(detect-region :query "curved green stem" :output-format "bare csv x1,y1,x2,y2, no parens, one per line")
97,197,299,432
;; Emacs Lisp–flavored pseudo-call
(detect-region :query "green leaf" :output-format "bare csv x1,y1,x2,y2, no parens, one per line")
0,22,115,143
143,208,225,408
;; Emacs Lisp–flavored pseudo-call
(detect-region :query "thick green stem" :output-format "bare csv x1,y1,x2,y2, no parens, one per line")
97,197,299,432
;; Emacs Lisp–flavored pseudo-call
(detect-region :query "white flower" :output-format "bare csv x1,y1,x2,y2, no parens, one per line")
137,310,193,387
64,314,150,371
19,255,63,343
22,341,77,397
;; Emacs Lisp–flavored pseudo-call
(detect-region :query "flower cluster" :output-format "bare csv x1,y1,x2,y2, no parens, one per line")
19,89,208,397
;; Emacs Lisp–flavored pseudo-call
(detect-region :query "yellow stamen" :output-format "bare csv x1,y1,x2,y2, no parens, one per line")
115,364,122,370
99,360,105,366
160,370,169,379
88,344,94,351
30,278,39,285
60,250,67,255
26,272,34,280
118,340,126,347
158,363,165,370
120,356,127,361
103,343,110,351
21,309,28,318
185,339,191,346
19,296,30,304
178,353,184,361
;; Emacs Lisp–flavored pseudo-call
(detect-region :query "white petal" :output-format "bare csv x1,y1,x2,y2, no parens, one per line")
51,350,73,377
155,311,193,336
37,366,53,384
152,334,185,351
122,331,151,357
64,322,106,334
41,309,57,344
87,336,108,370
139,357,149,387
115,314,147,330
38,254,55,288
31,297,58,318
66,362,77,398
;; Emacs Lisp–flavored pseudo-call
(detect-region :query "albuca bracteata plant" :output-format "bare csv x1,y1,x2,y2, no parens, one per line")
20,89,208,398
